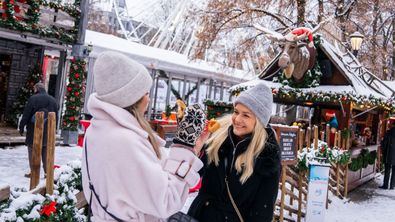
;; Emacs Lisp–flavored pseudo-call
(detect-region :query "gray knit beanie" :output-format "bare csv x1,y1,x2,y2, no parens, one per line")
93,51,153,108
234,83,273,126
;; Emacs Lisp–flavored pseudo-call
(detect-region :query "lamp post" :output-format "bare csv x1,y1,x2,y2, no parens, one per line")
349,31,364,57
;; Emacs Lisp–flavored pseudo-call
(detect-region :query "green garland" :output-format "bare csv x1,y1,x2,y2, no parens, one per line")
0,0,80,43
349,149,377,171
275,60,322,88
297,141,351,172
204,99,233,119
62,58,86,131
230,86,395,114
7,64,43,126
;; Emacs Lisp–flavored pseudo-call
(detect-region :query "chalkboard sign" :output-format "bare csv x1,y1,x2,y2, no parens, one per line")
271,125,299,165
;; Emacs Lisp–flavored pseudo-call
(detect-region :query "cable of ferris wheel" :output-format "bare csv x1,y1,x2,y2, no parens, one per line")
128,0,162,19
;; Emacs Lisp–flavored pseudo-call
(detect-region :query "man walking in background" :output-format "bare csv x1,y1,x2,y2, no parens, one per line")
19,82,58,178
380,122,395,189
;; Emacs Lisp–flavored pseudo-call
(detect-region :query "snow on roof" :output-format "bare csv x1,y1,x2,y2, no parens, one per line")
230,79,355,94
85,30,254,84
231,37,394,99
319,38,393,99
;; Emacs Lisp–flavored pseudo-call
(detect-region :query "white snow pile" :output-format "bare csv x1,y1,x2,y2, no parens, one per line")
0,160,85,222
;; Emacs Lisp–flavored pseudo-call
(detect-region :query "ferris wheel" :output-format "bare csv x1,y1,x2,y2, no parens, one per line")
110,0,196,54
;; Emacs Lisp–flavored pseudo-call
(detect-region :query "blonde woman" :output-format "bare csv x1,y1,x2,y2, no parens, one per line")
188,83,281,222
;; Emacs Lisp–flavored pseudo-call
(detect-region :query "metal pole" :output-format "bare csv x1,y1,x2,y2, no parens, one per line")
220,81,224,100
147,69,156,120
165,74,172,107
196,78,201,104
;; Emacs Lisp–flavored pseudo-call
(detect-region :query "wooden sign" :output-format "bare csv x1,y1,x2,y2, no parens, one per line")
157,125,177,147
271,124,299,165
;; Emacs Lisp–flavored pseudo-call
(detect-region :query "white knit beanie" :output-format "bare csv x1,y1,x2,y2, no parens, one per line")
234,83,273,127
93,51,153,108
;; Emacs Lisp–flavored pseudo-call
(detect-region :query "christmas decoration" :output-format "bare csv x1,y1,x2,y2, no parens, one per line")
230,86,395,114
0,0,80,43
296,141,351,172
349,149,377,171
62,58,86,131
274,59,322,88
203,99,233,119
7,64,43,126
0,161,86,222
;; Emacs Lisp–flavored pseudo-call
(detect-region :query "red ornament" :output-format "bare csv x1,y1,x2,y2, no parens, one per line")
40,201,57,216
69,116,75,121
74,91,79,96
74,73,80,79
67,87,72,92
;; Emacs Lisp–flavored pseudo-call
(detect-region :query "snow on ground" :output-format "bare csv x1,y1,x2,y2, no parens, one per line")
2,145,395,222
0,145,82,190
326,174,395,222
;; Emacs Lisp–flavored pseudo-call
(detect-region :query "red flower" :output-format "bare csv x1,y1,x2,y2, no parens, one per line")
67,87,72,92
40,201,57,216
74,73,80,79
74,91,79,96
69,116,75,121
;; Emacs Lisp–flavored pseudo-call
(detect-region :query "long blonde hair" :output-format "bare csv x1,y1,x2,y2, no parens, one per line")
125,99,161,159
206,114,268,183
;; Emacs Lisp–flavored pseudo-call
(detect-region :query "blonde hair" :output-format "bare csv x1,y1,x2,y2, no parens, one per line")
125,99,161,159
206,114,268,184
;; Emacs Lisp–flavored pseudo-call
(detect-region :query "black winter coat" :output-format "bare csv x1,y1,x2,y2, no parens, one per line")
19,89,58,146
381,127,395,165
188,126,281,222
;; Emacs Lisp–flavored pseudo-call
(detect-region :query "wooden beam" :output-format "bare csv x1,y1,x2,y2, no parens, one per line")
0,185,10,202
30,112,44,190
46,113,56,195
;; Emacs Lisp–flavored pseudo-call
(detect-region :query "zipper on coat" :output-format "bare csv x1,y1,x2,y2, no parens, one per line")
228,136,249,174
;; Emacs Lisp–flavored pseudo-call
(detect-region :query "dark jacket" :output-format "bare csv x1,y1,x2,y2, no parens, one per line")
381,127,395,165
19,89,58,146
188,126,281,222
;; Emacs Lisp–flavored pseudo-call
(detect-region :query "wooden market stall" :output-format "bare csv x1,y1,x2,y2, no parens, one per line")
230,34,395,194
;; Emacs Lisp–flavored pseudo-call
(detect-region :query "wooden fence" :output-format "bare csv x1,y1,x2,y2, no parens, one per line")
273,124,351,222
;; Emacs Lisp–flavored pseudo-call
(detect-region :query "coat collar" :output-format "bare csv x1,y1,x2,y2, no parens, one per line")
87,93,165,146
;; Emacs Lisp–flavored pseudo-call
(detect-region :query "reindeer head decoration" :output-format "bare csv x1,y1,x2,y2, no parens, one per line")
254,18,331,83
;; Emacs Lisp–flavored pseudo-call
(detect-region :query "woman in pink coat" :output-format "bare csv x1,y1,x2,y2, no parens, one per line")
82,51,205,221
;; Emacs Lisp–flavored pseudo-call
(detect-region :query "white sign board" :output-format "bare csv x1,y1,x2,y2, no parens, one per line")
305,163,330,222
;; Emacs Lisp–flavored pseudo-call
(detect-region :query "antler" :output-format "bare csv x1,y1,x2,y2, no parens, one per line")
253,24,286,42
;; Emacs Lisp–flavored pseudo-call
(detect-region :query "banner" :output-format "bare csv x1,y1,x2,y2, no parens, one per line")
305,162,330,222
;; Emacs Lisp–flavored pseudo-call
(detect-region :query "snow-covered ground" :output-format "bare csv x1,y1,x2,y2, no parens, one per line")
1,145,395,222
326,174,395,222
0,145,82,190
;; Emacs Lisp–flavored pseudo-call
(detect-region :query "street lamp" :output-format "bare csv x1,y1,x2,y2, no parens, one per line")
349,31,364,56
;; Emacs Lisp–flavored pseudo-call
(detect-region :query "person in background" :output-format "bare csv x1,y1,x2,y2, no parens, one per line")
188,83,281,222
82,51,206,221
380,122,395,189
19,82,58,178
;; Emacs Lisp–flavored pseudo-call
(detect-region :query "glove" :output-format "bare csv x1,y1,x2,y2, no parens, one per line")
173,104,206,147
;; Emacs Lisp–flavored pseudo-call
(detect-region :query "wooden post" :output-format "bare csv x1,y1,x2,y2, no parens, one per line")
338,130,342,148
30,112,44,190
336,163,340,197
344,164,349,197
325,124,330,144
297,172,303,222
0,185,10,202
299,129,304,151
334,132,338,147
314,125,319,149
346,133,350,150
306,127,311,148
46,113,56,195
280,165,287,222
